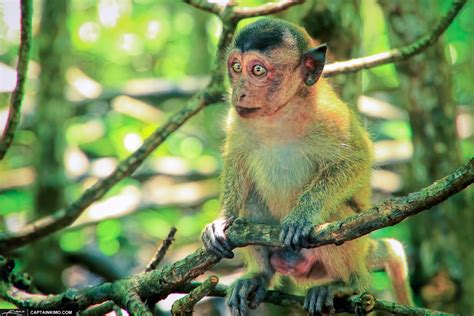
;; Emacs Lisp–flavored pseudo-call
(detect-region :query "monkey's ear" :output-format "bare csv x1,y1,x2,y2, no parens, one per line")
302,44,327,86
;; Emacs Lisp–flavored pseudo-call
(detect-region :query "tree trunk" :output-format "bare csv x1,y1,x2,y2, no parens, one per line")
27,0,71,293
379,0,471,312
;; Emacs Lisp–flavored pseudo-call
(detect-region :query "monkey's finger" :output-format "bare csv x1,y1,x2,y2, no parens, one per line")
227,282,243,316
237,283,252,316
291,229,304,248
304,287,319,314
301,225,313,247
207,225,234,258
279,225,289,242
212,222,234,254
283,226,296,248
315,286,328,314
325,292,335,314
249,285,266,309
203,230,234,258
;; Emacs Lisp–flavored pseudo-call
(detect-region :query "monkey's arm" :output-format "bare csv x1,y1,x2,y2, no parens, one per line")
281,149,371,248
201,151,251,258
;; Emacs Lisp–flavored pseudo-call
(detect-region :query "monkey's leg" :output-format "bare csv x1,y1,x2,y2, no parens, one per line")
227,246,274,316
304,282,357,315
367,238,413,305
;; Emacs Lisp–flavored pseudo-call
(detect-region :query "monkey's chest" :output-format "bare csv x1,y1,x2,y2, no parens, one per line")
247,144,315,219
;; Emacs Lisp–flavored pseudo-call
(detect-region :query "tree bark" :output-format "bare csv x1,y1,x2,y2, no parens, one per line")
379,0,471,312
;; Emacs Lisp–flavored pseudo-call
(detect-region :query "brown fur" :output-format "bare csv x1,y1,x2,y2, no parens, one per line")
209,19,413,310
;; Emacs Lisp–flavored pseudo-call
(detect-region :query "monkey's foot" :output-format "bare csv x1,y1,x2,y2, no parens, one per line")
280,216,313,249
304,283,356,315
227,275,267,316
201,218,234,258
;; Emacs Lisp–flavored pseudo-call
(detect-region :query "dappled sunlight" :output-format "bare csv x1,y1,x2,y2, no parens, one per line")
66,67,103,100
66,119,106,145
123,133,143,152
82,185,141,221
90,157,118,178
65,146,89,178
146,20,161,40
78,22,100,43
358,95,407,120
374,140,413,166
0,62,16,93
0,167,35,190
143,177,219,206
151,157,190,175
372,169,402,193
112,95,164,123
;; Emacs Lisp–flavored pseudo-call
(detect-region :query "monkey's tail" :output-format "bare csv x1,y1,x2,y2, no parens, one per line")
368,238,414,306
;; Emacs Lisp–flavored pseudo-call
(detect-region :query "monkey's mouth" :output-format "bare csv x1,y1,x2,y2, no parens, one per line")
235,106,261,118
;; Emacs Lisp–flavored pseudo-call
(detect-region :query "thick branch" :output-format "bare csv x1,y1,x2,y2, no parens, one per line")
226,158,473,249
323,0,467,76
1,160,470,314
176,283,452,315
0,0,33,159
171,276,218,316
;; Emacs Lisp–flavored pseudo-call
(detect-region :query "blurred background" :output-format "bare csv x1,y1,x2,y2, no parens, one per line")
0,0,472,314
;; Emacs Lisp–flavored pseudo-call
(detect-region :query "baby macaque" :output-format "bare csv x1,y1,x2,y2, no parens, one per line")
202,18,413,315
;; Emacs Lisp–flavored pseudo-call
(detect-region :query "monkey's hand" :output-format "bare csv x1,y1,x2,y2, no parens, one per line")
227,275,268,316
304,283,357,315
280,213,314,249
201,218,234,259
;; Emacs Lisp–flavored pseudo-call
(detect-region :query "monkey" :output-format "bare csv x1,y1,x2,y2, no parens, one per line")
201,18,413,315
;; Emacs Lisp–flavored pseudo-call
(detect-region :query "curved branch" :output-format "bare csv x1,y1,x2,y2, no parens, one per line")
183,0,222,15
184,0,305,22
323,0,467,76
0,0,33,159
1,160,470,315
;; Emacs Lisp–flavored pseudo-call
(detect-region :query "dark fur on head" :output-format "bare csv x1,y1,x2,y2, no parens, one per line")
234,18,312,54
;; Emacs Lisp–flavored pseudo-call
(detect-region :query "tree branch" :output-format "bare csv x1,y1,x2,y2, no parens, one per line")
171,276,219,316
175,283,452,315
323,0,467,76
145,227,177,272
232,0,305,18
226,158,473,249
0,0,33,160
1,160,470,314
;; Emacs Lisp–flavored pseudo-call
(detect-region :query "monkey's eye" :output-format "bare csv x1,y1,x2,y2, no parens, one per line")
231,61,242,73
252,64,267,76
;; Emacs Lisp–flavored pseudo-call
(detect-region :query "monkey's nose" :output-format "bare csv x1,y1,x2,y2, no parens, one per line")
239,94,246,101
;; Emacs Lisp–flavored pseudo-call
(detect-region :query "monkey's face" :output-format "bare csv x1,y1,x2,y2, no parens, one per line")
227,47,304,119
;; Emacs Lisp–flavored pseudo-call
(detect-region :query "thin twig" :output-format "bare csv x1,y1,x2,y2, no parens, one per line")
233,0,305,18
145,227,177,272
0,0,33,159
323,0,467,76
171,276,219,316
